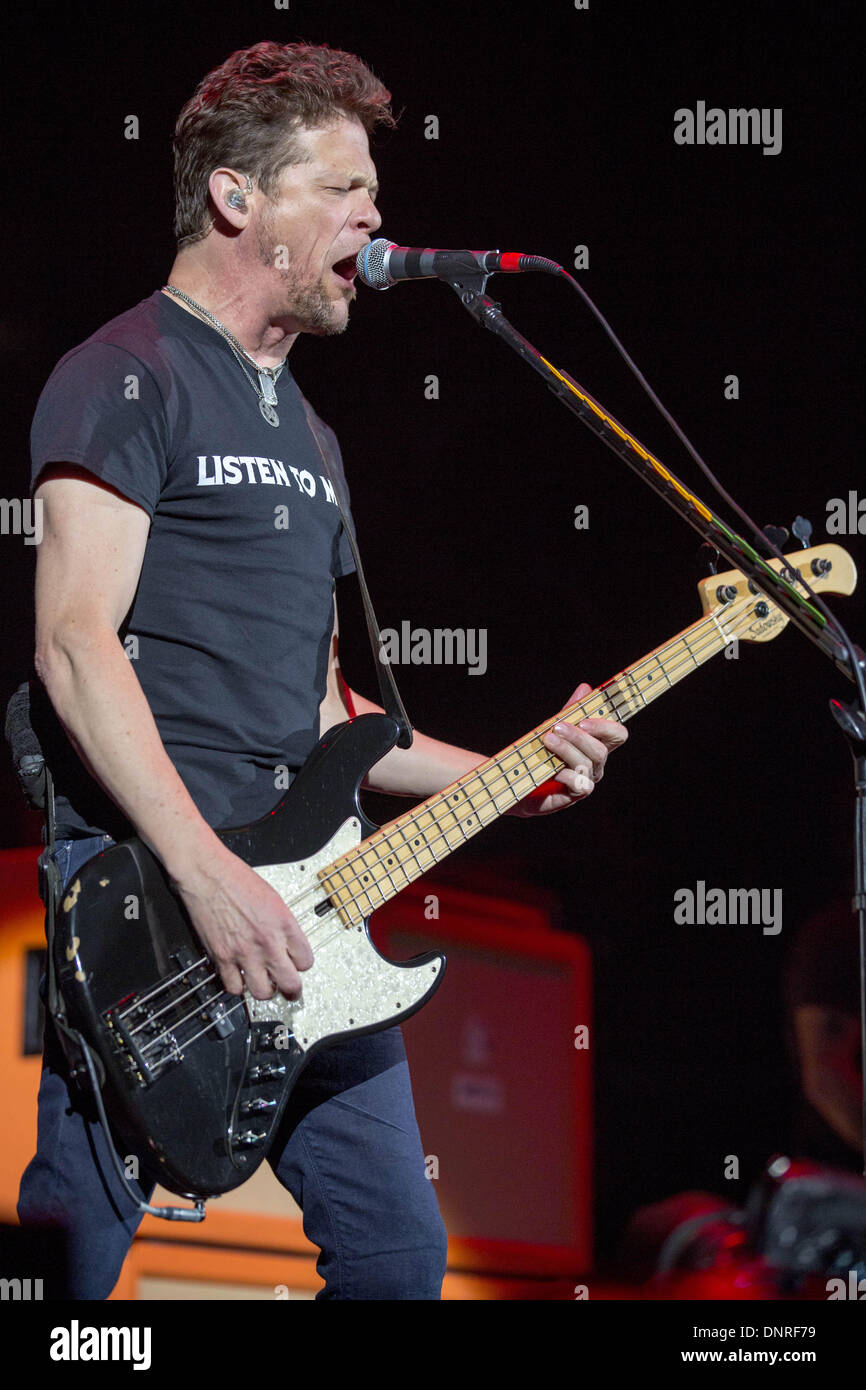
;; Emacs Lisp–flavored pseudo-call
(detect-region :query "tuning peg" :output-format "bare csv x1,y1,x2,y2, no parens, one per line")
792,515,813,549
763,524,789,552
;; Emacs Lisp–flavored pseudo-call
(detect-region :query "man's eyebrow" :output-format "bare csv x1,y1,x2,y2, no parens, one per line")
351,173,379,196
326,169,379,195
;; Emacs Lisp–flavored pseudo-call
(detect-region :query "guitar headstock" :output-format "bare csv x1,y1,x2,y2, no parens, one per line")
696,544,857,643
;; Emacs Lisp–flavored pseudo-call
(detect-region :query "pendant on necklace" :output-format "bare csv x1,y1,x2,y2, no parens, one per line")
258,370,278,405
257,369,280,426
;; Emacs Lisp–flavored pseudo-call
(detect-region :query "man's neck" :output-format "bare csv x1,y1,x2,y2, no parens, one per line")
164,250,299,368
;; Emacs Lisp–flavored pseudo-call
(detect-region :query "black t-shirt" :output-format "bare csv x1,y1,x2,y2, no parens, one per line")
29,289,356,837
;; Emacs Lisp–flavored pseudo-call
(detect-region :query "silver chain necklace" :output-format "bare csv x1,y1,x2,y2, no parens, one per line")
163,284,286,427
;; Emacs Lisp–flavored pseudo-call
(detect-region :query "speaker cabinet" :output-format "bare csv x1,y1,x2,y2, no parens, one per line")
372,878,592,1276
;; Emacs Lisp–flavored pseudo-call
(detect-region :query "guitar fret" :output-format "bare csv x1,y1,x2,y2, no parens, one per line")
389,818,427,876
601,679,627,718
351,850,386,916
637,655,667,695
612,653,674,713
319,865,356,926
603,680,638,720
682,631,701,667
624,670,647,709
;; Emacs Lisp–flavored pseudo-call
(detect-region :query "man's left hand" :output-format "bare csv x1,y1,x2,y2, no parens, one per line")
509,682,628,817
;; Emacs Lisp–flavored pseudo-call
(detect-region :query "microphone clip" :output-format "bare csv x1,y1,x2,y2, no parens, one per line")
439,256,495,305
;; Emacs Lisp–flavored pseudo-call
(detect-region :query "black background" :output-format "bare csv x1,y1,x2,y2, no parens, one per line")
1,0,862,1263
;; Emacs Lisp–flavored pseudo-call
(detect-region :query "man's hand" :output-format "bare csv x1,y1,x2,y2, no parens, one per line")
170,844,314,1000
511,682,628,817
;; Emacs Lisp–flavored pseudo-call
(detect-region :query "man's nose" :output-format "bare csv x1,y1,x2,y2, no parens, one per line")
357,194,382,235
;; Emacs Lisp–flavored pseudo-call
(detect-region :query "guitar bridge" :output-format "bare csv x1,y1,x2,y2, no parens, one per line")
103,952,238,1088
103,1002,181,1087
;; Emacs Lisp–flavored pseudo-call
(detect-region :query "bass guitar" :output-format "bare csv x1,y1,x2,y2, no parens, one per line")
54,543,855,1198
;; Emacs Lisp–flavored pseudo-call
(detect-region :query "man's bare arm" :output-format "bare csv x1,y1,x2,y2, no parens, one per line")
317,596,484,795
33,468,312,999
318,598,625,807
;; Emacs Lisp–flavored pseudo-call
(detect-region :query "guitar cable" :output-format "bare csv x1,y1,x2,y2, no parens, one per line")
76,1032,208,1223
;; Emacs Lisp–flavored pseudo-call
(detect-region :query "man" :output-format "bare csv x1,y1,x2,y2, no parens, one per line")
785,896,862,1169
18,40,627,1299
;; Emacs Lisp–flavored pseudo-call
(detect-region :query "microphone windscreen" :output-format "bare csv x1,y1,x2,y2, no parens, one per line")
356,239,393,290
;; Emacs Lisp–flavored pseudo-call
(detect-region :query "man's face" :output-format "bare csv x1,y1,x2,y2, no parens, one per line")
252,115,381,335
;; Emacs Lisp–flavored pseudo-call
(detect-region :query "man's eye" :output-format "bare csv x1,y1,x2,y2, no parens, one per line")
327,187,351,193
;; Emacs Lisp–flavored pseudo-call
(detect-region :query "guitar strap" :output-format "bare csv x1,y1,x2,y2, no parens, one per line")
302,397,414,750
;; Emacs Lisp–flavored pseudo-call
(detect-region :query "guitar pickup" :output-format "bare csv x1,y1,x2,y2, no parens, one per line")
199,997,235,1039
172,949,236,1040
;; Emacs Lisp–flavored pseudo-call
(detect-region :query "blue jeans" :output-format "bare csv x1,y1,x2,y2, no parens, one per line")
18,835,447,1300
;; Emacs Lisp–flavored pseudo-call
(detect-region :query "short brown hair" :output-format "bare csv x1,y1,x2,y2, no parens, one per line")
173,40,396,246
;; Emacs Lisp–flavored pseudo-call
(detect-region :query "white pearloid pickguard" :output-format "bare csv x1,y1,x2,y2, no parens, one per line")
243,817,443,1048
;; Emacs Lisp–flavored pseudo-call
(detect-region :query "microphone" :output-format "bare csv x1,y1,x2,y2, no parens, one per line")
355,239,562,290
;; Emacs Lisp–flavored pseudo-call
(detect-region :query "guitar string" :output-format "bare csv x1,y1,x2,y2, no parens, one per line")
142,996,250,1063
126,597,764,1055
117,967,214,1021
127,967,221,1032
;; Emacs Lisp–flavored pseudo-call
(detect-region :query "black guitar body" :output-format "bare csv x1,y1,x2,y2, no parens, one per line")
53,714,445,1199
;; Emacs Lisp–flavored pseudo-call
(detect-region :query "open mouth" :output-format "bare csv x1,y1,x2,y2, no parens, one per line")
331,255,357,283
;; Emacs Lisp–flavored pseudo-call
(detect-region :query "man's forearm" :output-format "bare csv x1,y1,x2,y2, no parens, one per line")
345,688,485,798
36,626,223,878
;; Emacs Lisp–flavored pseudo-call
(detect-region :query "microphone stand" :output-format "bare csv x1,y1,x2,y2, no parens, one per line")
440,266,866,1175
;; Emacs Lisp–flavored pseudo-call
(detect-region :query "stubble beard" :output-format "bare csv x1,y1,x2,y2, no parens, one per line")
256,215,350,337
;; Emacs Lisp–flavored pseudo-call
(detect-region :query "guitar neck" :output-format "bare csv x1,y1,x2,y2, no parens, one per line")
320,603,739,920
